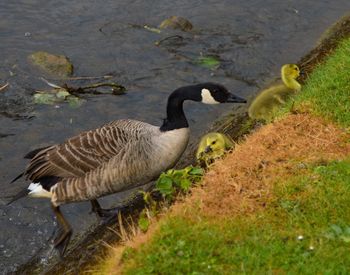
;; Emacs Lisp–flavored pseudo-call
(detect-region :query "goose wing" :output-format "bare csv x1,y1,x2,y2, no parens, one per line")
24,119,153,182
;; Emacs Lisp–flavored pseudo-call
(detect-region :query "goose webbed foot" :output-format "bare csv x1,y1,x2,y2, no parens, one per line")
53,227,72,258
90,199,121,221
51,204,72,258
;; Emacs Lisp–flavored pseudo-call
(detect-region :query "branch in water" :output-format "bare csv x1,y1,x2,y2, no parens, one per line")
63,82,126,96
0,83,9,92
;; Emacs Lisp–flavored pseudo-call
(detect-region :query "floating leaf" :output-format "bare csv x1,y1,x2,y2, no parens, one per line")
67,96,84,108
33,93,57,105
56,89,70,99
196,56,220,69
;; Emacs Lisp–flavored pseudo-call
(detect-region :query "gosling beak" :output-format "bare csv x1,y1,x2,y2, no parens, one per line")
204,146,212,153
226,93,247,103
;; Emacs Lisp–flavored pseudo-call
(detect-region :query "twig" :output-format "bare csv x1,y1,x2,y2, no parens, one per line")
50,75,114,81
40,77,62,89
78,82,125,90
40,77,126,96
155,35,184,46
0,83,9,92
64,82,126,95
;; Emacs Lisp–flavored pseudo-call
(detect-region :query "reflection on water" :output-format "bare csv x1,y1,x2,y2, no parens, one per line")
1,0,350,273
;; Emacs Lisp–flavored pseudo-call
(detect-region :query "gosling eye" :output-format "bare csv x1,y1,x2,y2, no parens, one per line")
212,141,216,145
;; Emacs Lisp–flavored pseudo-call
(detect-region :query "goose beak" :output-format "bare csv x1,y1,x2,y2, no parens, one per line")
204,146,212,153
226,93,247,103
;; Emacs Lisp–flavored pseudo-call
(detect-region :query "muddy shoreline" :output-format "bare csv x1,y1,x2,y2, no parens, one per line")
12,13,350,275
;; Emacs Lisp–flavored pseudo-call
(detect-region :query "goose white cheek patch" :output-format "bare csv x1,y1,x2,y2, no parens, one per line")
201,89,219,104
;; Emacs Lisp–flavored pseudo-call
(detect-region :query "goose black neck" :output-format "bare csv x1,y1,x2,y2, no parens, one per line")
160,86,201,131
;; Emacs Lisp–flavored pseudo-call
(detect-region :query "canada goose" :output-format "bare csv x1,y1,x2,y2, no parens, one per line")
248,64,301,120
196,132,234,167
8,82,246,256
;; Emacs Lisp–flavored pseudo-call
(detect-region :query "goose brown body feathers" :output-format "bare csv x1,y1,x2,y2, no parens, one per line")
26,120,189,206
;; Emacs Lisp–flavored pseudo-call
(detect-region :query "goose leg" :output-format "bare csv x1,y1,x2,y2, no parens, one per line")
90,199,120,218
51,204,72,257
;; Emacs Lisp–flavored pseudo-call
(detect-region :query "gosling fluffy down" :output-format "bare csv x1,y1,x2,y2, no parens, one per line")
248,64,301,121
196,132,234,166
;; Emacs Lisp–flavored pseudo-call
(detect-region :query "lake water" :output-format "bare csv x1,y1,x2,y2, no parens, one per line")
0,0,349,273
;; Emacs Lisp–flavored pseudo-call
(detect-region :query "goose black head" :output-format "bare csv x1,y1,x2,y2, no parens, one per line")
161,82,246,131
195,82,246,104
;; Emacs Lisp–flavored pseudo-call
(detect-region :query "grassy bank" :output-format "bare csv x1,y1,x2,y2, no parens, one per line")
119,159,350,274
92,37,350,274
282,37,350,126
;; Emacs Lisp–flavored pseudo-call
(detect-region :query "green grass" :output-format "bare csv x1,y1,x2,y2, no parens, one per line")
281,38,350,127
121,160,350,274
99,36,350,275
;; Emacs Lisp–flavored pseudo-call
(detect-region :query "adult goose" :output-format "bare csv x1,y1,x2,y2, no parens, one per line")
9,82,246,255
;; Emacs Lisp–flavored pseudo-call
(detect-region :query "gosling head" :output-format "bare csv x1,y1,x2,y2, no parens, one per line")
203,133,226,154
281,64,300,80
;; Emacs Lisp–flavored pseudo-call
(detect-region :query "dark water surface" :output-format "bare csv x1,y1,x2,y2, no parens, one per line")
0,0,349,273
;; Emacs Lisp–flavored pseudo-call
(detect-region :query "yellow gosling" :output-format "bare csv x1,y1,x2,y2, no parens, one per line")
196,132,234,167
248,64,301,121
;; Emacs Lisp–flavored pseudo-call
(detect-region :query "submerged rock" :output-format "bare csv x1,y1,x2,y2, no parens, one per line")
28,51,73,77
159,16,193,31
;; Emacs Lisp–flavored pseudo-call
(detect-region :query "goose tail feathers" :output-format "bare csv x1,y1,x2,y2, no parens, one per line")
10,173,24,184
6,188,30,205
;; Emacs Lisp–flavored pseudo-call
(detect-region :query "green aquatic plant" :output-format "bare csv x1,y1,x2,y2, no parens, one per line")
155,166,204,201
33,89,84,107
195,56,220,69
138,167,204,232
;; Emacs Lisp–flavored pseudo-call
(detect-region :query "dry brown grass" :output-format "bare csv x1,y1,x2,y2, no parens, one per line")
91,214,167,274
176,113,350,219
